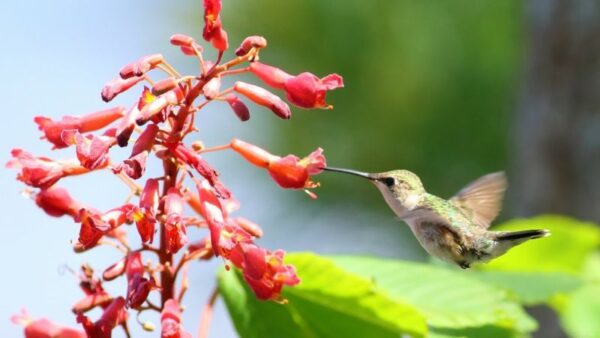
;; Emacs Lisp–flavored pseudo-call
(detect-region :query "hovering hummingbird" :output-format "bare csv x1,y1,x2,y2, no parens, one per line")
323,167,550,269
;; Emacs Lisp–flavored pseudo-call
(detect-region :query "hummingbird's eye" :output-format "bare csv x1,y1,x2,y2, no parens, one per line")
382,177,396,187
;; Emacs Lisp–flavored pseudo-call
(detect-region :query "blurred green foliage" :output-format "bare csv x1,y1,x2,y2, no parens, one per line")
225,0,522,208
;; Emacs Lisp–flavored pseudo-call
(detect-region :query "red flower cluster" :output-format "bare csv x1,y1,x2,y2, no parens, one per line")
9,0,343,336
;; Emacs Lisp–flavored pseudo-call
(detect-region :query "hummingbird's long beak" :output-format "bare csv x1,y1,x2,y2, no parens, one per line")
321,167,374,180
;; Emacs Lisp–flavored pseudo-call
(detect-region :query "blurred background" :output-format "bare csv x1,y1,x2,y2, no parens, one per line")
1,0,598,337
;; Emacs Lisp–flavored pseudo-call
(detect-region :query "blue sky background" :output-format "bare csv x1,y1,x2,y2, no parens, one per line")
0,2,421,336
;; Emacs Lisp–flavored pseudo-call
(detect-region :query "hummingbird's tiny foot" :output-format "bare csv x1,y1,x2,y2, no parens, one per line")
459,262,470,269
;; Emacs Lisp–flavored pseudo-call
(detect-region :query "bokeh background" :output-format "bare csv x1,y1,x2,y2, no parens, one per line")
1,0,598,337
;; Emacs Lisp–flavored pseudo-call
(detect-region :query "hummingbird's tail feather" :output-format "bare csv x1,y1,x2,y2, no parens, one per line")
485,229,550,260
495,229,550,242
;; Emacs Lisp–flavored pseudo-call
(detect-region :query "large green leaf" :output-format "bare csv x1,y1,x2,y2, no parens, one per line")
218,252,427,338
559,252,600,338
332,256,536,333
483,215,600,274
473,271,581,305
561,284,600,338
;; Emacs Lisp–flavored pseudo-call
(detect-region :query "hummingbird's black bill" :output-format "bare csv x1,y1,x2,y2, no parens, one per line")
321,167,373,179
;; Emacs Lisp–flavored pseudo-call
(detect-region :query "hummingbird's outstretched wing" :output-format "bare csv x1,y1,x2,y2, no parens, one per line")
449,172,507,229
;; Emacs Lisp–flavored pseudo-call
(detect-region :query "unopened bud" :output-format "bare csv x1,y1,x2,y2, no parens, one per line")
235,35,268,56
101,76,144,102
225,94,250,121
233,81,291,119
151,78,177,96
102,257,126,281
120,54,164,79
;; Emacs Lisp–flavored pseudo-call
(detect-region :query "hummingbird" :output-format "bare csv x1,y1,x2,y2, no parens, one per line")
322,167,550,269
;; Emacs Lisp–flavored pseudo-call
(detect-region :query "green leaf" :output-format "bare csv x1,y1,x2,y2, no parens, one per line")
473,271,582,305
483,215,600,274
218,252,427,338
561,284,600,338
332,256,536,333
429,325,527,338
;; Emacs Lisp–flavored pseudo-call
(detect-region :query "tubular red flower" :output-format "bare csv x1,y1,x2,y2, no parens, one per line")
249,62,292,90
196,180,227,256
7,149,89,189
202,0,228,51
101,76,145,102
129,178,159,243
228,243,299,300
34,186,83,218
34,107,124,149
126,252,154,309
230,139,326,189
230,138,278,168
61,129,116,170
225,94,250,121
161,299,192,338
235,36,268,56
268,148,326,189
113,123,158,179
284,72,344,109
233,81,291,119
76,205,134,250
72,292,112,314
11,310,86,338
77,297,127,338
164,188,188,254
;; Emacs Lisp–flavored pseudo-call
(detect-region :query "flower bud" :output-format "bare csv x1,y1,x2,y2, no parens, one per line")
233,81,291,119
102,257,126,281
119,54,164,79
225,94,250,121
101,76,144,102
151,78,178,96
235,35,268,56
35,186,83,218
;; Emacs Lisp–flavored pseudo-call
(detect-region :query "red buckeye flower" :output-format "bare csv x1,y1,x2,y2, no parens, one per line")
7,149,90,189
164,188,189,254
202,0,228,51
11,309,86,338
230,138,326,189
34,186,84,218
33,107,125,149
233,81,291,119
125,252,154,309
75,205,134,250
61,129,117,170
250,62,344,109
161,299,192,338
130,178,159,243
77,297,127,338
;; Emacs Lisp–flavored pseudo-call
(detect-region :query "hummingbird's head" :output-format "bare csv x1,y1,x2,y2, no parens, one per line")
322,167,425,200
370,170,425,196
